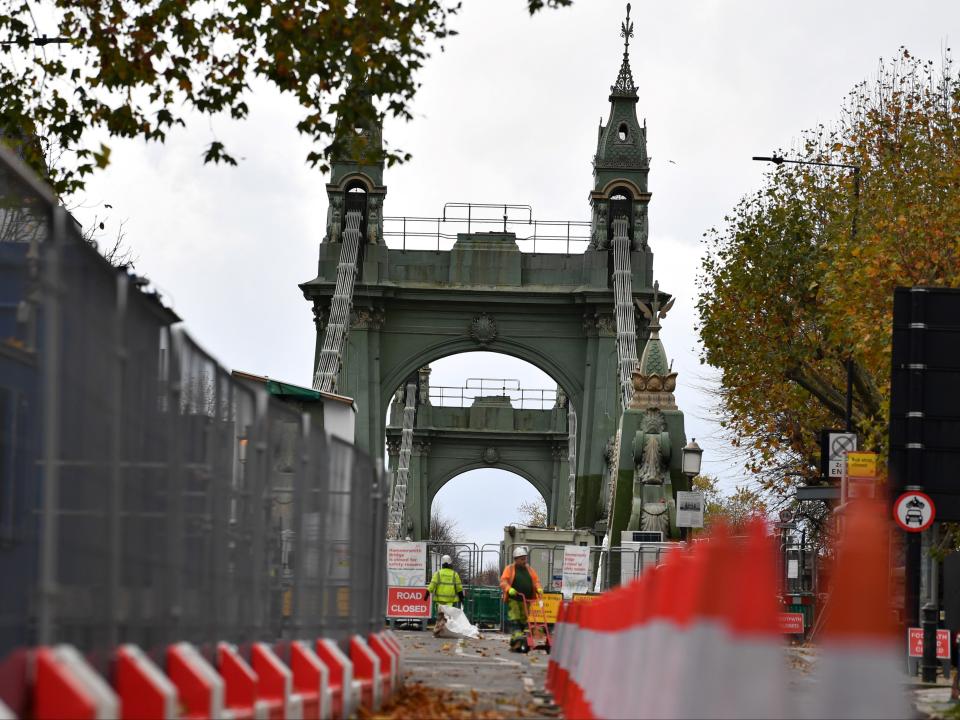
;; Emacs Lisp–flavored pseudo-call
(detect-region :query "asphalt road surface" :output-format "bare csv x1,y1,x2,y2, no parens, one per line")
395,628,556,718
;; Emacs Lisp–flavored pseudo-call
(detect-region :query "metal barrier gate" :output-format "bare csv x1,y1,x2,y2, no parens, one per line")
0,145,387,664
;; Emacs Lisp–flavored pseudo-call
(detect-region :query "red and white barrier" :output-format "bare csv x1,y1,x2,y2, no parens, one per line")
288,641,329,720
348,636,381,712
6,628,403,720
314,639,353,720
115,644,178,720
810,501,909,719
33,645,118,720
167,642,224,720
251,642,301,720
547,509,908,719
366,633,397,698
217,642,266,720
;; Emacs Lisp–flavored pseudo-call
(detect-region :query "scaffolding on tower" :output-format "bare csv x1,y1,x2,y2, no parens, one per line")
312,209,363,393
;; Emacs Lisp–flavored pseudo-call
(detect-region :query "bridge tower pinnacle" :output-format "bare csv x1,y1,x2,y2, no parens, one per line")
323,82,387,246
589,2,650,254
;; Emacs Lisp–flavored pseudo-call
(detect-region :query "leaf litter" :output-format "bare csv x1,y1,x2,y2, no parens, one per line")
358,682,539,719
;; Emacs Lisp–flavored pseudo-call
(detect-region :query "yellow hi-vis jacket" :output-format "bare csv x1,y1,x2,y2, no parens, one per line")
427,566,463,605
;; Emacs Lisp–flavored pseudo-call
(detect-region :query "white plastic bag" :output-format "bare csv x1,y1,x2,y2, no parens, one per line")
433,604,481,640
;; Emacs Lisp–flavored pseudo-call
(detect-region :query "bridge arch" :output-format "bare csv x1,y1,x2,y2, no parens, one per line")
430,462,550,511
380,337,582,418
430,467,548,547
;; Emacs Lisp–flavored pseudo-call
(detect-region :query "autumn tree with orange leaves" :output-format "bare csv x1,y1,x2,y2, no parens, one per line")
697,49,960,494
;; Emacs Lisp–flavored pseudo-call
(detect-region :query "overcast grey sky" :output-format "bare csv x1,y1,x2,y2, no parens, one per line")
74,0,958,549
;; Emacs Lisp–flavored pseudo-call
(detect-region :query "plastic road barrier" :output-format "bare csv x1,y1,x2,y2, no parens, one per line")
289,641,330,720
546,505,909,719
367,633,397,698
251,642,301,720
115,644,178,720
217,642,264,720
33,645,118,720
314,639,354,720
349,636,382,712
167,643,225,720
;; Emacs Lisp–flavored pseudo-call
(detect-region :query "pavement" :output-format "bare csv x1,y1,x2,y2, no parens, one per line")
394,628,556,718
392,634,954,719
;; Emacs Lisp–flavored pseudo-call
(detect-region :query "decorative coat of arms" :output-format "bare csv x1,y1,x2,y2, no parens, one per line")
469,313,498,345
481,447,500,464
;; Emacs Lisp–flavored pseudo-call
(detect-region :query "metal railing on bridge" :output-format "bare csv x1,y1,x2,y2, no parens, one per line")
383,202,592,253
428,378,560,410
0,145,387,666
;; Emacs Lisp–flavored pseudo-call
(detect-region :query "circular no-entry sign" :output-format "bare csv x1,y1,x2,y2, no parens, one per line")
893,491,935,532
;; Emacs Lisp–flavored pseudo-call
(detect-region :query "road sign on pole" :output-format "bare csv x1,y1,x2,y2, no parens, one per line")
822,430,857,481
893,491,935,533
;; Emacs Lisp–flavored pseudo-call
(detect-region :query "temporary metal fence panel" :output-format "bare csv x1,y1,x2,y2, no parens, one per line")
0,145,386,662
502,542,673,595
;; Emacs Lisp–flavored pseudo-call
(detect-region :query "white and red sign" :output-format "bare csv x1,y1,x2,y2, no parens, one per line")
893,491,935,532
907,628,951,659
560,545,591,599
778,612,805,635
386,541,426,587
385,587,431,619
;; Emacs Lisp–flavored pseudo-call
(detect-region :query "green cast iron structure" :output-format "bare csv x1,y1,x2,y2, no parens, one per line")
385,385,570,537
301,7,689,567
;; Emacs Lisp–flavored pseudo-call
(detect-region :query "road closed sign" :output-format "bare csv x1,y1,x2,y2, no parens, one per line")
893,491,935,532
386,587,431,619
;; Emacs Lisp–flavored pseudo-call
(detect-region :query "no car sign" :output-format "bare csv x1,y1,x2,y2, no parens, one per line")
893,491,935,532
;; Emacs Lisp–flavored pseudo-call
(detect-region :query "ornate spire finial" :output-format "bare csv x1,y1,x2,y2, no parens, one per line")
620,3,634,55
611,3,638,97
635,280,675,338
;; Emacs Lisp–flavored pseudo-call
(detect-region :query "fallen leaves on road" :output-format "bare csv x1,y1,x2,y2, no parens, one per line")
359,682,537,719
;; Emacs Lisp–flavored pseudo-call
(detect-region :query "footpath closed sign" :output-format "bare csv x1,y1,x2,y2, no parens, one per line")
386,541,426,587
778,613,805,635
386,587,431,619
908,628,951,659
560,545,591,599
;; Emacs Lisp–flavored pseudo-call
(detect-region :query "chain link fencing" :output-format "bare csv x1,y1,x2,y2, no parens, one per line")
0,145,386,666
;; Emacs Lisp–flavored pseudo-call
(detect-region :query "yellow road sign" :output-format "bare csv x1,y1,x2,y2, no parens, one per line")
572,593,601,604
846,451,879,478
527,592,563,624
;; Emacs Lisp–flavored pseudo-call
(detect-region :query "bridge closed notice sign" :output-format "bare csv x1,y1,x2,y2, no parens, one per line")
561,545,591,599
386,541,426,587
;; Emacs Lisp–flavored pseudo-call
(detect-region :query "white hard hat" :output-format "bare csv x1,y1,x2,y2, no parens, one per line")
441,554,452,565
513,546,528,559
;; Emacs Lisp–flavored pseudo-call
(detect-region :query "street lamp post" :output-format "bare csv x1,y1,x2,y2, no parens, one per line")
752,155,861,432
681,439,704,542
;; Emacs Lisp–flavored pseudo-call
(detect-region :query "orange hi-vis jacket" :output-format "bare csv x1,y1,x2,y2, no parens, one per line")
499,562,543,601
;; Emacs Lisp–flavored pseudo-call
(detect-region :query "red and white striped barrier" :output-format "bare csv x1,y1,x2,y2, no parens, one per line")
3,632,401,720
288,641,330,720
810,501,909,719
167,642,224,720
34,645,118,720
115,644,178,720
348,635,381,712
314,639,355,720
251,642,302,720
547,509,906,719
217,642,265,720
